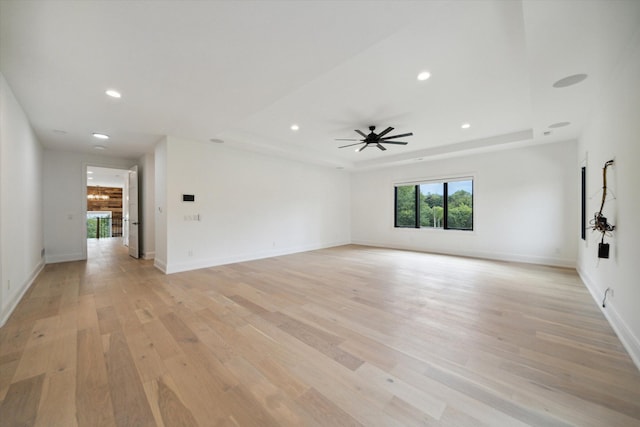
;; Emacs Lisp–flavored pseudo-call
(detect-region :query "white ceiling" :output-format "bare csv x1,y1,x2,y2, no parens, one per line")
87,166,126,188
1,1,639,170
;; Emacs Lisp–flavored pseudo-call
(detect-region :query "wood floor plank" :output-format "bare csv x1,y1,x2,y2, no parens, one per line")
47,330,77,376
383,395,437,426
104,330,156,427
141,374,199,427
160,311,241,392
125,328,168,383
76,327,117,427
34,369,78,427
356,362,446,420
162,354,229,425
297,387,363,427
423,360,573,427
0,373,45,426
0,351,22,402
1,239,639,426
11,339,55,383
222,354,308,425
390,362,532,427
269,311,364,371
142,318,183,361
0,320,36,358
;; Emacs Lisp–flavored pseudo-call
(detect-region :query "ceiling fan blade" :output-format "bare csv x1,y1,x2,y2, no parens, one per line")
381,132,413,140
377,127,394,138
380,141,408,145
335,138,360,141
376,143,387,151
355,129,368,138
339,142,364,148
357,143,368,152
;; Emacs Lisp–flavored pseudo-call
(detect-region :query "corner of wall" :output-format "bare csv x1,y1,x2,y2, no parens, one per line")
153,258,167,274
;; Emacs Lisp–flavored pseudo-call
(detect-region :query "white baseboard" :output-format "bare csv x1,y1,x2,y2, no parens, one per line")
163,240,350,274
577,266,640,372
350,240,576,268
45,252,85,263
142,251,155,260
153,258,167,273
0,260,45,327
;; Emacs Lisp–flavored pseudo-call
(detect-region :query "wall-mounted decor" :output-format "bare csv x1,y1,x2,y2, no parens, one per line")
589,159,615,258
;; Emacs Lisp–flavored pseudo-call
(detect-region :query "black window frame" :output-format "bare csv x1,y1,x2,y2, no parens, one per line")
394,178,474,231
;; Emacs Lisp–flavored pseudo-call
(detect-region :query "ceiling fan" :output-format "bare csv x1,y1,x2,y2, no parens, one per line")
336,125,413,152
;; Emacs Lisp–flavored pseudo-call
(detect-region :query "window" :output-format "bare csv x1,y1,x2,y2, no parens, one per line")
395,178,473,230
394,185,417,227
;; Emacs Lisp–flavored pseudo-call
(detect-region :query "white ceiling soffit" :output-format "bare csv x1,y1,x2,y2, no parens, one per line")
1,1,639,170
87,166,127,188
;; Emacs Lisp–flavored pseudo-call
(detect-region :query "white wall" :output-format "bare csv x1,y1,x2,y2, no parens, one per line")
155,136,351,274
139,151,155,259
577,33,640,368
351,141,578,267
43,150,136,263
0,73,44,326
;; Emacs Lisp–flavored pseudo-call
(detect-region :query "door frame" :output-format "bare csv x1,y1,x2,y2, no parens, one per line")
82,162,138,259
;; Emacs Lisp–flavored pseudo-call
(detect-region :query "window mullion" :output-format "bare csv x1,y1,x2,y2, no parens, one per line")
394,186,398,227
443,182,449,229
414,185,420,228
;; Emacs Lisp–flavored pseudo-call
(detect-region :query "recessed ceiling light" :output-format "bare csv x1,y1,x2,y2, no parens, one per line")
461,123,471,129
94,145,106,150
105,89,121,98
209,138,224,143
88,176,93,180
553,74,588,88
92,133,109,140
87,171,93,174
549,121,571,128
290,124,300,131
417,71,431,81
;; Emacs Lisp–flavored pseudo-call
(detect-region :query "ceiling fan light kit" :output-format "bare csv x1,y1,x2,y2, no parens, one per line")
336,125,413,152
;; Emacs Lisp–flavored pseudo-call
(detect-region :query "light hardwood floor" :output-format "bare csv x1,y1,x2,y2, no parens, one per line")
1,239,639,426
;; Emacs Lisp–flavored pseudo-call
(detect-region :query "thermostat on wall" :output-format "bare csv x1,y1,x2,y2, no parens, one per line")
182,194,195,202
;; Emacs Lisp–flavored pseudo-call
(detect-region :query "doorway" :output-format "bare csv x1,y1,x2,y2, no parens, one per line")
86,166,130,259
